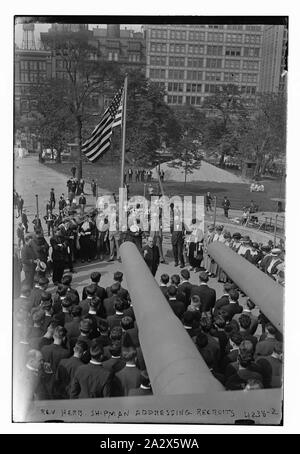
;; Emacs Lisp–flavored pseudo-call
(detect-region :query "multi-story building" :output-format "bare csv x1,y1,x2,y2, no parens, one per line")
144,24,264,106
258,25,288,94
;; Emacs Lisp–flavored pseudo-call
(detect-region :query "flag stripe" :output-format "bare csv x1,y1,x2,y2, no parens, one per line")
82,84,124,163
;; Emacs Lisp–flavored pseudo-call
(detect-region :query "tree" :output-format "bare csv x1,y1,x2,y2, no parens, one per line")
202,84,249,166
42,30,121,178
125,70,181,167
168,104,206,185
237,93,287,176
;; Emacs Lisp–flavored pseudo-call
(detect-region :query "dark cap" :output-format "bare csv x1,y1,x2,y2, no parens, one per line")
62,274,72,286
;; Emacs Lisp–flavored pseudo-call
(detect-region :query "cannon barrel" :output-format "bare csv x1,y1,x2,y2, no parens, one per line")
119,241,224,395
207,242,283,333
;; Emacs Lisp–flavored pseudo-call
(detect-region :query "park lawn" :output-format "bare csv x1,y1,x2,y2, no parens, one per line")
44,161,285,212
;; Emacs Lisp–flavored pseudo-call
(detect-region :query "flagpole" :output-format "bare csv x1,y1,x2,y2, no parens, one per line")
120,74,128,189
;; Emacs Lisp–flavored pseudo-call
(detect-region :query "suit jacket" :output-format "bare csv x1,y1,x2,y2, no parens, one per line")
107,313,124,330
178,281,193,308
106,284,130,303
70,362,113,398
171,230,184,245
256,355,283,388
21,245,37,272
41,343,70,373
65,318,81,340
113,365,142,396
142,245,160,271
124,326,140,348
82,284,107,302
102,356,126,374
29,287,44,309
55,356,84,398
191,284,216,313
168,298,185,319
103,295,119,317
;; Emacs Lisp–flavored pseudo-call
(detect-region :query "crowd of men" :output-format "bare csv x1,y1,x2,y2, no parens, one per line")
124,168,155,184
13,176,284,410
13,259,283,407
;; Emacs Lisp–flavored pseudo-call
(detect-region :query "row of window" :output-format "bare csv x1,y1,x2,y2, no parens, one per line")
19,72,46,82
167,95,202,105
150,43,260,58
150,28,262,43
149,48,260,66
165,72,257,88
20,61,47,71
152,63,259,80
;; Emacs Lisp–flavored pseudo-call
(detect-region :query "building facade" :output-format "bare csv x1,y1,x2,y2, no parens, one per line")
258,25,288,94
144,24,264,106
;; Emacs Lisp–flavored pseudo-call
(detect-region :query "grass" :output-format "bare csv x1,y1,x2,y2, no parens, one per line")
44,160,285,213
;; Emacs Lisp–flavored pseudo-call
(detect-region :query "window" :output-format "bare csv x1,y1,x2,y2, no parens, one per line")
149,68,166,78
108,52,113,61
153,81,166,90
114,52,118,61
169,43,186,53
223,72,239,82
207,32,224,42
243,60,259,70
188,31,205,41
226,25,243,31
167,95,182,104
168,56,185,67
206,58,222,69
241,73,258,83
151,29,167,39
168,82,184,92
206,45,223,56
241,86,257,95
188,44,205,54
186,83,202,93
226,33,243,43
244,47,260,57
187,58,204,68
186,70,202,80
170,29,186,40
205,72,221,81
224,59,240,69
168,69,184,79
150,56,167,65
150,42,167,52
225,47,241,57
196,96,202,105
205,84,221,93
244,34,261,44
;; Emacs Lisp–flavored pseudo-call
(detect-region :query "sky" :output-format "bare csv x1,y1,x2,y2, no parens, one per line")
14,22,142,47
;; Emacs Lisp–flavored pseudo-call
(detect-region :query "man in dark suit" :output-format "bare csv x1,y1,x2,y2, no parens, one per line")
82,272,107,302
178,269,193,308
167,285,185,319
213,283,234,317
121,316,140,348
30,277,50,309
70,339,113,398
79,284,97,316
191,272,216,315
61,274,80,304
21,236,38,288
55,340,88,398
220,289,243,322
142,236,160,276
113,347,141,396
171,218,185,267
65,305,82,341
255,324,281,358
41,326,70,374
102,341,126,373
103,284,121,317
128,370,153,396
50,231,68,285
106,271,130,303
107,300,125,330
159,274,170,299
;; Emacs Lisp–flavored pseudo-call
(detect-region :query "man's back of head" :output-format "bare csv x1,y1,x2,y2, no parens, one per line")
229,289,239,302
199,272,209,283
114,271,123,283
91,271,101,284
160,274,169,285
167,285,177,298
110,283,121,295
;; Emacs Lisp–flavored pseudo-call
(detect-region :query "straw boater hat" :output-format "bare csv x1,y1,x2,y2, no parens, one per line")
271,248,281,255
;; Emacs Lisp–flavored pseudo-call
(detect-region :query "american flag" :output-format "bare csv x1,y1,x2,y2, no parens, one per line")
82,85,124,163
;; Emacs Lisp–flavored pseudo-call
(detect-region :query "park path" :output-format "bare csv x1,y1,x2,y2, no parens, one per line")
14,155,103,225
